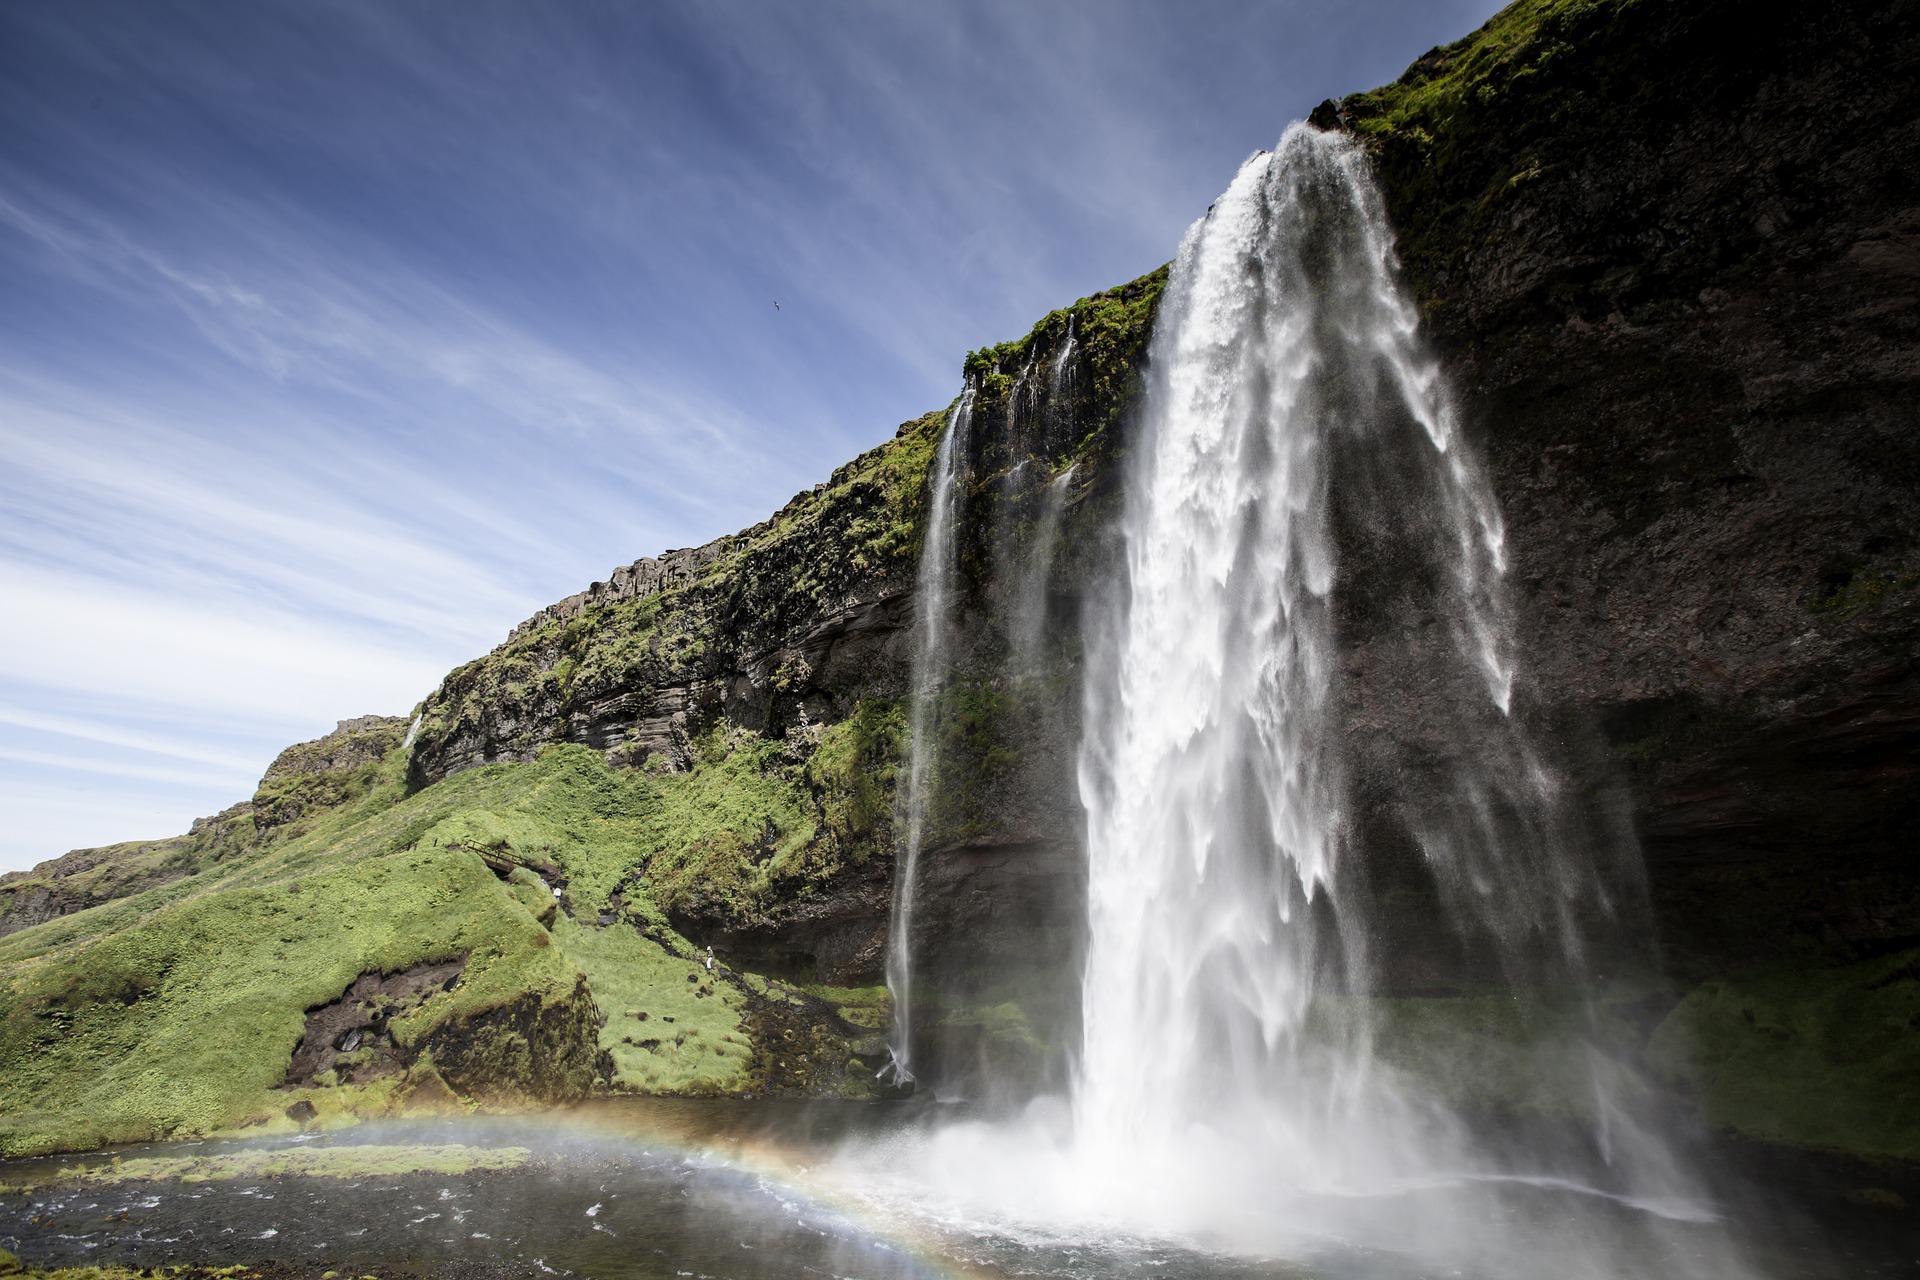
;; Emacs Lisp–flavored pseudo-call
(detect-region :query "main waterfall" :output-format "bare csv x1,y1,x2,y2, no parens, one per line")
1074,124,1519,1177
849,124,1754,1280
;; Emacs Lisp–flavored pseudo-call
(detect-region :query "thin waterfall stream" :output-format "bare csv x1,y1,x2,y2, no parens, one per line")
882,382,976,1085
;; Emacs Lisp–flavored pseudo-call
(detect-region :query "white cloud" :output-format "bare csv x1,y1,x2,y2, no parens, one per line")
0,562,445,728
0,706,266,774
0,745,254,793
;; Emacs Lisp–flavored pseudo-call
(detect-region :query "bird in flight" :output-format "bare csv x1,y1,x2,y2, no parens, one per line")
773,300,781,311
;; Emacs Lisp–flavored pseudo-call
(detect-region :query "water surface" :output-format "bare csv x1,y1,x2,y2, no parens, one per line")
1,1100,1906,1279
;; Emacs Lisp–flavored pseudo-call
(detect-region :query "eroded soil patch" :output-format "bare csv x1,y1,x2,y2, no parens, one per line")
284,957,465,1086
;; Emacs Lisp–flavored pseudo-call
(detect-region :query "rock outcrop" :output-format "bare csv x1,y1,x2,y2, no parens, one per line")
0,715,410,937
0,802,255,938
253,716,409,832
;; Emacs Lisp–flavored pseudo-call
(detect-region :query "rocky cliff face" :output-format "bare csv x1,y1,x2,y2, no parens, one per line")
1332,0,1920,979
398,273,1163,1015
386,0,1920,1069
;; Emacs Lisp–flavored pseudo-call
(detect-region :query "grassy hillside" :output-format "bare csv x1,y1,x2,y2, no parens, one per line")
0,732,894,1157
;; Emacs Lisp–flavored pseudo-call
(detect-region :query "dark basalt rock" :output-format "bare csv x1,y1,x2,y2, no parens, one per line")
1336,0,1920,978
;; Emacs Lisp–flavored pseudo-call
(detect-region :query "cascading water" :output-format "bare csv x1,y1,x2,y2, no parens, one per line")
882,383,976,1085
1000,315,1080,679
1072,123,1533,1178
1073,127,1358,1175
1067,122,1730,1235
1010,463,1075,680
1048,314,1077,434
851,124,1754,1280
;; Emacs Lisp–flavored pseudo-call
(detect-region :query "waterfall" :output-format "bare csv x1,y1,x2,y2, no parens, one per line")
1048,313,1077,438
882,383,976,1085
1010,464,1075,679
854,123,1746,1280
1074,127,1365,1170
1070,120,1699,1214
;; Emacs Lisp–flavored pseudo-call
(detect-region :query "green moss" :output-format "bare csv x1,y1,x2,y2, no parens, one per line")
805,700,906,854
636,728,820,925
1339,0,1660,315
1803,565,1918,620
744,409,945,589
0,746,684,1156
0,1143,530,1194
964,267,1169,469
1365,995,1608,1123
0,806,257,931
922,680,1022,844
249,719,408,835
1070,268,1169,454
405,407,946,787
0,694,937,1155
553,915,751,1093
928,1000,1045,1058
797,980,891,1030
1647,949,1920,1160
0,838,573,1157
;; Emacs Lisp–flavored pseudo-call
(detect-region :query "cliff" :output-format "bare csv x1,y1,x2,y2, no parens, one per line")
1,0,1914,1164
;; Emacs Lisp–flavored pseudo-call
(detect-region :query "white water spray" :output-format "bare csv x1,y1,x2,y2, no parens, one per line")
1075,127,1378,1177
1070,122,1677,1198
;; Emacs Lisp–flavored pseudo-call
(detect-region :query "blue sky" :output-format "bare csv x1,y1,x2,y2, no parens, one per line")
0,0,1503,870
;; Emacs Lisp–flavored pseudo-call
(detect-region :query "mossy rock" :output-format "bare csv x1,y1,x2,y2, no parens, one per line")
1647,949,1920,1161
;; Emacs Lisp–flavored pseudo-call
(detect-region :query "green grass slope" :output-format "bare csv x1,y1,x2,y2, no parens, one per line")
0,733,898,1157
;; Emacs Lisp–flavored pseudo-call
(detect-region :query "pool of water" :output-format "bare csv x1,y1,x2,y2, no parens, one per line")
0,1100,1908,1279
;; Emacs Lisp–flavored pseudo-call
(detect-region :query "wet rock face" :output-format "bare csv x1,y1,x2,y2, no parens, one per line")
1336,0,1920,976
686,857,892,984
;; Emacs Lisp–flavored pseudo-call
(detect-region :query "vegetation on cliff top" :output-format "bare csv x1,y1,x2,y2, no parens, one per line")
1337,0,1658,315
965,266,1168,466
409,411,946,780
